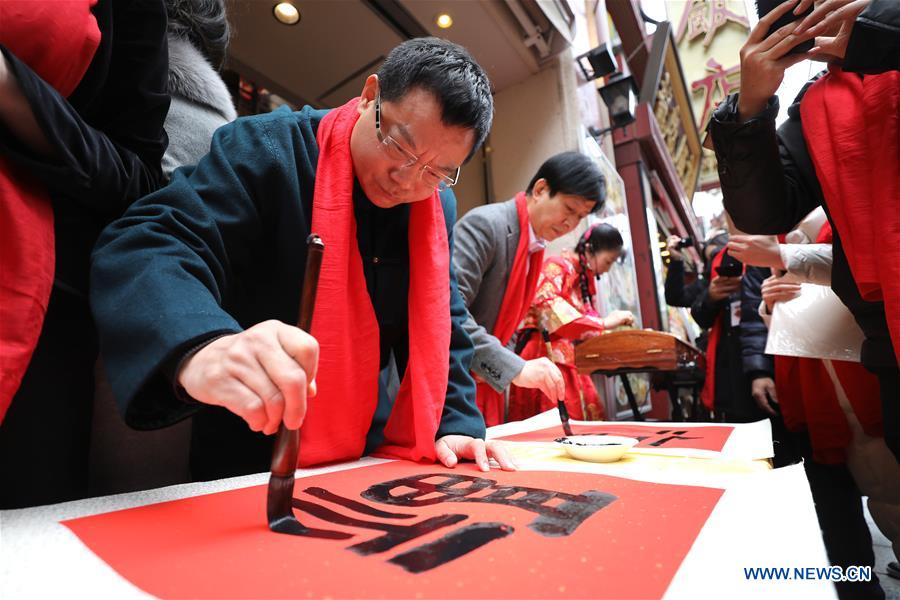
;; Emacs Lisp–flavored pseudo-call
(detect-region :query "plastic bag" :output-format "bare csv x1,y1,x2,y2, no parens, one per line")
766,283,864,362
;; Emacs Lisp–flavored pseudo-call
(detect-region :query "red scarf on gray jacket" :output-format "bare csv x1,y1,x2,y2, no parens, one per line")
475,192,543,426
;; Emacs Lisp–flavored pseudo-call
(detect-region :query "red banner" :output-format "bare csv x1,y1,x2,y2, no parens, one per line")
64,462,722,599
498,423,735,452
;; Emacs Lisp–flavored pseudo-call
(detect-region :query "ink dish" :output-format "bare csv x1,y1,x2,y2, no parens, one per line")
555,435,639,463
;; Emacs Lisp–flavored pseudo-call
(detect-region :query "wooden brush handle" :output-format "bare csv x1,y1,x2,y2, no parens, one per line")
270,234,325,477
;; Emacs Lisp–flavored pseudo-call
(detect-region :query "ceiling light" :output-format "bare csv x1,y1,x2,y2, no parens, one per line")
273,2,300,25
435,13,453,29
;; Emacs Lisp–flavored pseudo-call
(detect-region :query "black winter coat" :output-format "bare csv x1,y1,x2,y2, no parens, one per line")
740,267,774,379
691,266,770,422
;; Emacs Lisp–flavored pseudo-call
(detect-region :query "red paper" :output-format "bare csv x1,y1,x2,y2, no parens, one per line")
498,423,735,452
64,463,722,599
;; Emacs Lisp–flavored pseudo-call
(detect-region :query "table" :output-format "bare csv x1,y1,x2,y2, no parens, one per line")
1,411,835,599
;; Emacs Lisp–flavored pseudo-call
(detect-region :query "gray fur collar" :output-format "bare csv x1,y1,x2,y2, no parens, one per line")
167,35,237,121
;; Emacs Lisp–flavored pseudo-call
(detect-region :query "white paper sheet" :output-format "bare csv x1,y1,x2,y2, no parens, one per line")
489,409,774,461
766,283,864,362
0,421,830,600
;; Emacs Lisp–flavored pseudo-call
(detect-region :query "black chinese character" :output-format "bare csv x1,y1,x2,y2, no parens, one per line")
361,473,617,537
274,472,616,573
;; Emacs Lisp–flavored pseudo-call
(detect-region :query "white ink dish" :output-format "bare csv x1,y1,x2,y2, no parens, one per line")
555,435,639,463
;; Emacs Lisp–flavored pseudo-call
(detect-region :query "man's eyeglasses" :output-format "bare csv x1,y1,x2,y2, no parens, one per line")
374,92,460,192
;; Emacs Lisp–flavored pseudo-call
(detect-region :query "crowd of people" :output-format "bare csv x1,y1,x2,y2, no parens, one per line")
668,2,900,596
0,0,897,597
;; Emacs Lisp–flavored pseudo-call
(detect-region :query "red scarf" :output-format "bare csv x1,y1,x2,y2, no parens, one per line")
775,222,883,464
476,192,544,426
777,357,882,464
0,0,100,422
299,98,450,466
800,68,900,362
700,250,726,411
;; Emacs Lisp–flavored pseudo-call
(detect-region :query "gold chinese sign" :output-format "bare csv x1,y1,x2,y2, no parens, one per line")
650,33,702,202
668,0,750,189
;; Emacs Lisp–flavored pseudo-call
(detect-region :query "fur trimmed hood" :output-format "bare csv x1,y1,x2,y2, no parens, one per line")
167,34,237,122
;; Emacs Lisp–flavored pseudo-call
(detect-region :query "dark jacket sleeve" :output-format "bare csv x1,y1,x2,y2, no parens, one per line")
90,116,292,428
707,88,823,235
665,260,706,308
665,260,687,307
690,282,724,330
740,267,774,379
843,0,900,74
683,278,707,308
436,189,487,440
0,0,169,220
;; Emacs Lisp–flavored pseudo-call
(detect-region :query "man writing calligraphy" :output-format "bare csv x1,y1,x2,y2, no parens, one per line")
90,38,515,480
451,152,607,426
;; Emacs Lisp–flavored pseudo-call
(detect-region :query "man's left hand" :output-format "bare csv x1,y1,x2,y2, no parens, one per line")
751,377,779,417
435,435,518,472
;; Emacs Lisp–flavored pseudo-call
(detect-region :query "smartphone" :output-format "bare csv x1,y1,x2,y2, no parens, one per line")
716,250,744,277
756,0,815,55
676,236,694,249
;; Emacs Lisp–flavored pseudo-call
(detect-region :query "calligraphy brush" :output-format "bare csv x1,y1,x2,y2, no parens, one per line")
542,329,573,437
267,234,325,535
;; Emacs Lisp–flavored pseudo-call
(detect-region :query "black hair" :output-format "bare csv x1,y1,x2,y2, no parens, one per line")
705,232,729,250
574,223,623,308
525,151,606,212
377,37,493,162
696,233,728,281
165,0,230,70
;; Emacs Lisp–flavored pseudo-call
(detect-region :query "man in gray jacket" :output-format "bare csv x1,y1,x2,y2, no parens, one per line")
453,152,606,425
